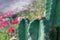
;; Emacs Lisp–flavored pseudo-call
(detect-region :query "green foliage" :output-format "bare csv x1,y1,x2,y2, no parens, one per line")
28,12,35,21
0,30,10,40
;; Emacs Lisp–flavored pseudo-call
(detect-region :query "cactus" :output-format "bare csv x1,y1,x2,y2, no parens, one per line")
29,19,45,40
18,18,29,40
29,19,40,40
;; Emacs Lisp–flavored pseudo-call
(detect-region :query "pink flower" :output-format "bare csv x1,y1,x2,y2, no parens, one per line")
0,14,2,16
3,15,7,18
11,20,18,24
8,27,14,33
17,16,22,21
15,20,18,24
0,18,3,22
1,21,8,28
6,11,13,16
0,14,3,22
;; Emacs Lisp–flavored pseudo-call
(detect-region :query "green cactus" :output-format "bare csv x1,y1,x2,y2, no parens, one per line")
18,18,29,40
52,0,60,26
29,19,45,40
29,19,40,40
